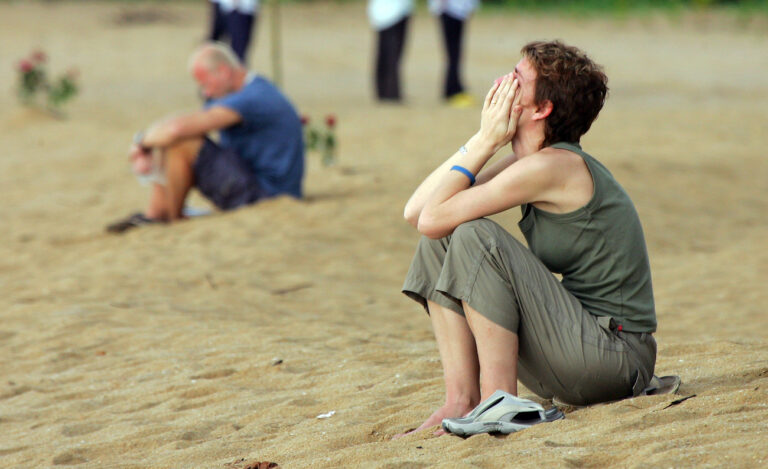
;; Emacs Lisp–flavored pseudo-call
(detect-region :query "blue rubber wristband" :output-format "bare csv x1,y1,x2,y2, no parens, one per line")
450,165,476,186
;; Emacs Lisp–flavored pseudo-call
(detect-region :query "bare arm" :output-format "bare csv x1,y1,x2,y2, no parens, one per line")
404,133,488,227
475,152,518,185
403,143,518,228
412,75,565,238
140,106,242,149
404,77,523,228
405,75,527,233
417,154,554,239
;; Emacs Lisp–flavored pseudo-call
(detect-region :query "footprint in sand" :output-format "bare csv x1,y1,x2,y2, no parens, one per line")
52,450,88,465
190,368,236,380
61,423,102,437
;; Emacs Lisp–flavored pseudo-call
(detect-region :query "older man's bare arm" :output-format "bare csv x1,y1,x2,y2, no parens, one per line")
140,106,241,149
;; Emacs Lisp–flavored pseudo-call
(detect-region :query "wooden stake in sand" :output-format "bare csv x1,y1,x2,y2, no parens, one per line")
268,0,283,88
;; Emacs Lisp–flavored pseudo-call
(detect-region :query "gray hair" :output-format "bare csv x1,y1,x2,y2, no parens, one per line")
188,41,242,72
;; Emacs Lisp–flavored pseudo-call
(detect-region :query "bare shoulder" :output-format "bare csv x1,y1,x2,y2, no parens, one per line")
524,147,594,213
533,146,584,167
505,147,582,180
529,146,591,180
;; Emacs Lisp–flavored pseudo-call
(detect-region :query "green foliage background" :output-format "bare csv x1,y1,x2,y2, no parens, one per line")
14,0,768,5
289,0,768,11
481,0,768,12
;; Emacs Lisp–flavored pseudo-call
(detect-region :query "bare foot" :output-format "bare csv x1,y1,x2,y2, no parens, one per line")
392,401,476,439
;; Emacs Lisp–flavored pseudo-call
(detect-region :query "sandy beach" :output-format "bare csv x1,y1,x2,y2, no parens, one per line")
1,2,767,467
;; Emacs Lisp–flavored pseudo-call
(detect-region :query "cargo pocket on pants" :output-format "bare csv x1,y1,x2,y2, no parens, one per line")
581,315,627,352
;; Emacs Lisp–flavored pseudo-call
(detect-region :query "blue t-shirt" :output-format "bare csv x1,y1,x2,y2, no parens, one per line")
208,76,304,198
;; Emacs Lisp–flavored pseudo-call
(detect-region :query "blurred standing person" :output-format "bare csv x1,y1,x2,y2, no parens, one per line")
369,0,413,102
208,0,260,64
429,0,479,108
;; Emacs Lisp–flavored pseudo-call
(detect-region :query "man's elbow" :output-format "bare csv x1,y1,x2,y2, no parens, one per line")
165,121,188,142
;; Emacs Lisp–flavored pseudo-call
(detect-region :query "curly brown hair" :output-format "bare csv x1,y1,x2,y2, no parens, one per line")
521,41,608,148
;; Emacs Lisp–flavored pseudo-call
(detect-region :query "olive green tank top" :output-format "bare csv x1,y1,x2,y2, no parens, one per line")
518,142,656,332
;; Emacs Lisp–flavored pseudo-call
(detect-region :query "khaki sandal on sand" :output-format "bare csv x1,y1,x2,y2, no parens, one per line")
442,390,564,437
640,375,681,396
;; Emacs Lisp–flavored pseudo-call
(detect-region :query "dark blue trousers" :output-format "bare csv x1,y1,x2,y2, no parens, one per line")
209,2,257,64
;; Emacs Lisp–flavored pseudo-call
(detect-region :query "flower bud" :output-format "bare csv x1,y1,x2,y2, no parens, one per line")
31,50,47,64
19,60,34,73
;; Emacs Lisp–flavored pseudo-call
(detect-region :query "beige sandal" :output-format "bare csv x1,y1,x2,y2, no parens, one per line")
640,375,681,396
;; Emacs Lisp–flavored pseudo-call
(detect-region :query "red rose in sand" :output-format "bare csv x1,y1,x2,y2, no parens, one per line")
322,115,336,166
16,49,79,115
300,112,338,167
19,60,33,73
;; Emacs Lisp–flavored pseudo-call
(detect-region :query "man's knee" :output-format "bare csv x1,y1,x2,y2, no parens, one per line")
166,138,204,165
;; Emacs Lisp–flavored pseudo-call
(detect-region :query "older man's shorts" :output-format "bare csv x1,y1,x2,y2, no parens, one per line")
193,138,265,210
402,218,657,406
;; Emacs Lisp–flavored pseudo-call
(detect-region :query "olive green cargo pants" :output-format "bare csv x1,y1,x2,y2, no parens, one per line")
403,218,656,406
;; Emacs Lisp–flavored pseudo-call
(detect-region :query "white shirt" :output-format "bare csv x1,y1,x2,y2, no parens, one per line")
211,0,260,14
368,0,413,30
428,0,479,20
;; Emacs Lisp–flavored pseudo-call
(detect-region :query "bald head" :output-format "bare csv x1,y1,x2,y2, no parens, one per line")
189,42,242,74
189,42,246,100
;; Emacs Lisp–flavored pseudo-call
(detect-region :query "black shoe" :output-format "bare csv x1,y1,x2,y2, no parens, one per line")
105,212,162,234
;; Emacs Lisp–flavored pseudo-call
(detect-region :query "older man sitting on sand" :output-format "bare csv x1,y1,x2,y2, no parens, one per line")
107,42,304,233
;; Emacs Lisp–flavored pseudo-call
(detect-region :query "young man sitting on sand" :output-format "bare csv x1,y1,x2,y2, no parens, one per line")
400,40,678,437
107,42,304,233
